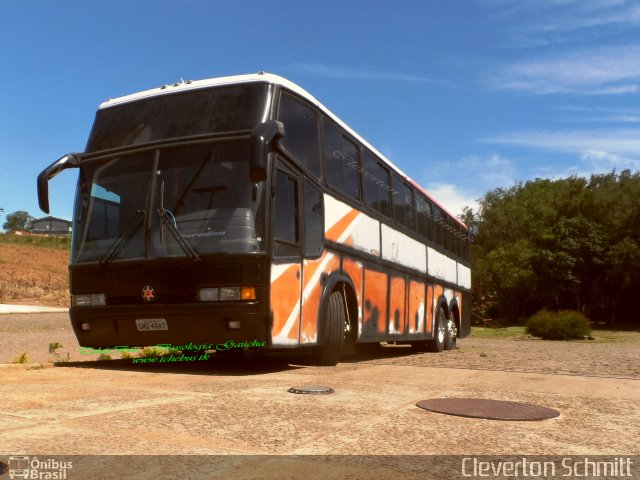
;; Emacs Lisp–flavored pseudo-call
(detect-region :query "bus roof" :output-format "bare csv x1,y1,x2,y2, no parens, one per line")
98,72,467,230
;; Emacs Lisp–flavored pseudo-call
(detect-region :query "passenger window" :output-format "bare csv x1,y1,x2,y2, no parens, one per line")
277,93,320,177
304,180,324,257
323,121,360,200
392,174,415,231
362,152,391,217
415,195,432,240
433,208,443,247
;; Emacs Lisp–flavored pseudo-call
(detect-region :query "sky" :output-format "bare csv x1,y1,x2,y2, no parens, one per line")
2,0,640,226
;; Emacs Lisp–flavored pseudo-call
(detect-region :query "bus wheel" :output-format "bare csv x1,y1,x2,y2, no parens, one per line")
445,316,457,350
426,306,446,352
315,290,346,366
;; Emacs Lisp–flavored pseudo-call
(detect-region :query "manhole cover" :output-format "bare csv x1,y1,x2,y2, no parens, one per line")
416,398,560,421
287,385,334,394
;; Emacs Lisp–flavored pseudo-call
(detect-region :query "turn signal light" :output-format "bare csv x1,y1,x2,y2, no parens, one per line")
240,286,256,301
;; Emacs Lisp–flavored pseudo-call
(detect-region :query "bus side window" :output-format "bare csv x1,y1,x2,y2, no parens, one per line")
304,180,324,257
277,92,321,178
273,168,300,258
392,174,416,232
362,152,391,218
416,195,431,240
323,120,361,201
433,207,443,248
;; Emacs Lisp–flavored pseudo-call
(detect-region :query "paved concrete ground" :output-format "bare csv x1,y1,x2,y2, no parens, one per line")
1,356,638,454
0,303,68,314
1,311,638,479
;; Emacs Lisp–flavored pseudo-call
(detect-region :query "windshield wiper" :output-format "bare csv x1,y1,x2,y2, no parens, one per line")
157,208,202,262
98,209,146,268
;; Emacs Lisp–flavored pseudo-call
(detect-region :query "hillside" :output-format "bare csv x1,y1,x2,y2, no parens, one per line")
0,235,70,306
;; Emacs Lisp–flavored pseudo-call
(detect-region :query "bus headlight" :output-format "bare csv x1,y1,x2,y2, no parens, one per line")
72,293,106,306
219,287,240,301
199,287,256,302
198,288,219,302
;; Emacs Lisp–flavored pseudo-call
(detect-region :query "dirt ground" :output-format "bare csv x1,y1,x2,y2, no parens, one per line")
0,244,69,306
0,313,638,479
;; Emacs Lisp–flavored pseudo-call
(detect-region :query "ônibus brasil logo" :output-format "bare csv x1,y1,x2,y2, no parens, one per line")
6,456,73,479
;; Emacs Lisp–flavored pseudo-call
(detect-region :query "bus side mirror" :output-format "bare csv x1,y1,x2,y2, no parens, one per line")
37,153,81,213
250,120,284,183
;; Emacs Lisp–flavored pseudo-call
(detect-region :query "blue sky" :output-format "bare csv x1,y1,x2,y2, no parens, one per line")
2,0,640,225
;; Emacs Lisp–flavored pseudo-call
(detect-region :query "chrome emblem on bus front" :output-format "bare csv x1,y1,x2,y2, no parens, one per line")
142,285,156,302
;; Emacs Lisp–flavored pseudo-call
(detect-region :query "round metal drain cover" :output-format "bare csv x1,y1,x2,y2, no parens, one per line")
416,398,560,421
288,385,334,395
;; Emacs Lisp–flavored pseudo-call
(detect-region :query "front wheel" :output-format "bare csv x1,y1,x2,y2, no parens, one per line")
314,290,347,366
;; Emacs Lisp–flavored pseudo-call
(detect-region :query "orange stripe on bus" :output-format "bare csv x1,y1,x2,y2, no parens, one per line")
270,263,301,342
326,209,360,242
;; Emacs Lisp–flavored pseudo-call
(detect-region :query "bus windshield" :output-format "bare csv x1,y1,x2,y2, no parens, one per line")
86,83,270,152
73,140,265,264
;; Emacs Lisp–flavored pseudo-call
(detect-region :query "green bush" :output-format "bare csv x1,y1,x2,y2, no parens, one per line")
526,309,591,340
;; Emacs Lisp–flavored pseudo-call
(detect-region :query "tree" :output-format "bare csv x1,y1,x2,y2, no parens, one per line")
467,170,640,325
2,210,34,232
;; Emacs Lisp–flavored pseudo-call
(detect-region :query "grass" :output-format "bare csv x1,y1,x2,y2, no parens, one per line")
48,341,70,363
470,325,640,344
0,233,70,250
140,347,168,358
470,326,528,339
12,352,29,364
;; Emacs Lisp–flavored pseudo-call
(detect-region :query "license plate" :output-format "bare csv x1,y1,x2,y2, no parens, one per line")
135,318,168,331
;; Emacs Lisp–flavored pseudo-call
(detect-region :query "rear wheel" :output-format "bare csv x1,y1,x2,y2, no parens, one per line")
315,290,347,366
445,315,457,350
426,305,446,352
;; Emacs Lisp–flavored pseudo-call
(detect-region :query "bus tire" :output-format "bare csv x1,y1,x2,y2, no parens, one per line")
426,306,446,352
315,290,346,366
445,315,457,350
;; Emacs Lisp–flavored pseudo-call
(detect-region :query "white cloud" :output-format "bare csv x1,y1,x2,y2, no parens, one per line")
488,128,640,154
461,154,517,187
527,2,640,32
494,45,640,95
486,129,640,172
557,106,640,123
485,0,640,32
580,149,639,169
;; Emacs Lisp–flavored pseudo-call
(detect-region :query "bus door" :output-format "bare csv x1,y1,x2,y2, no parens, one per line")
270,160,302,346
